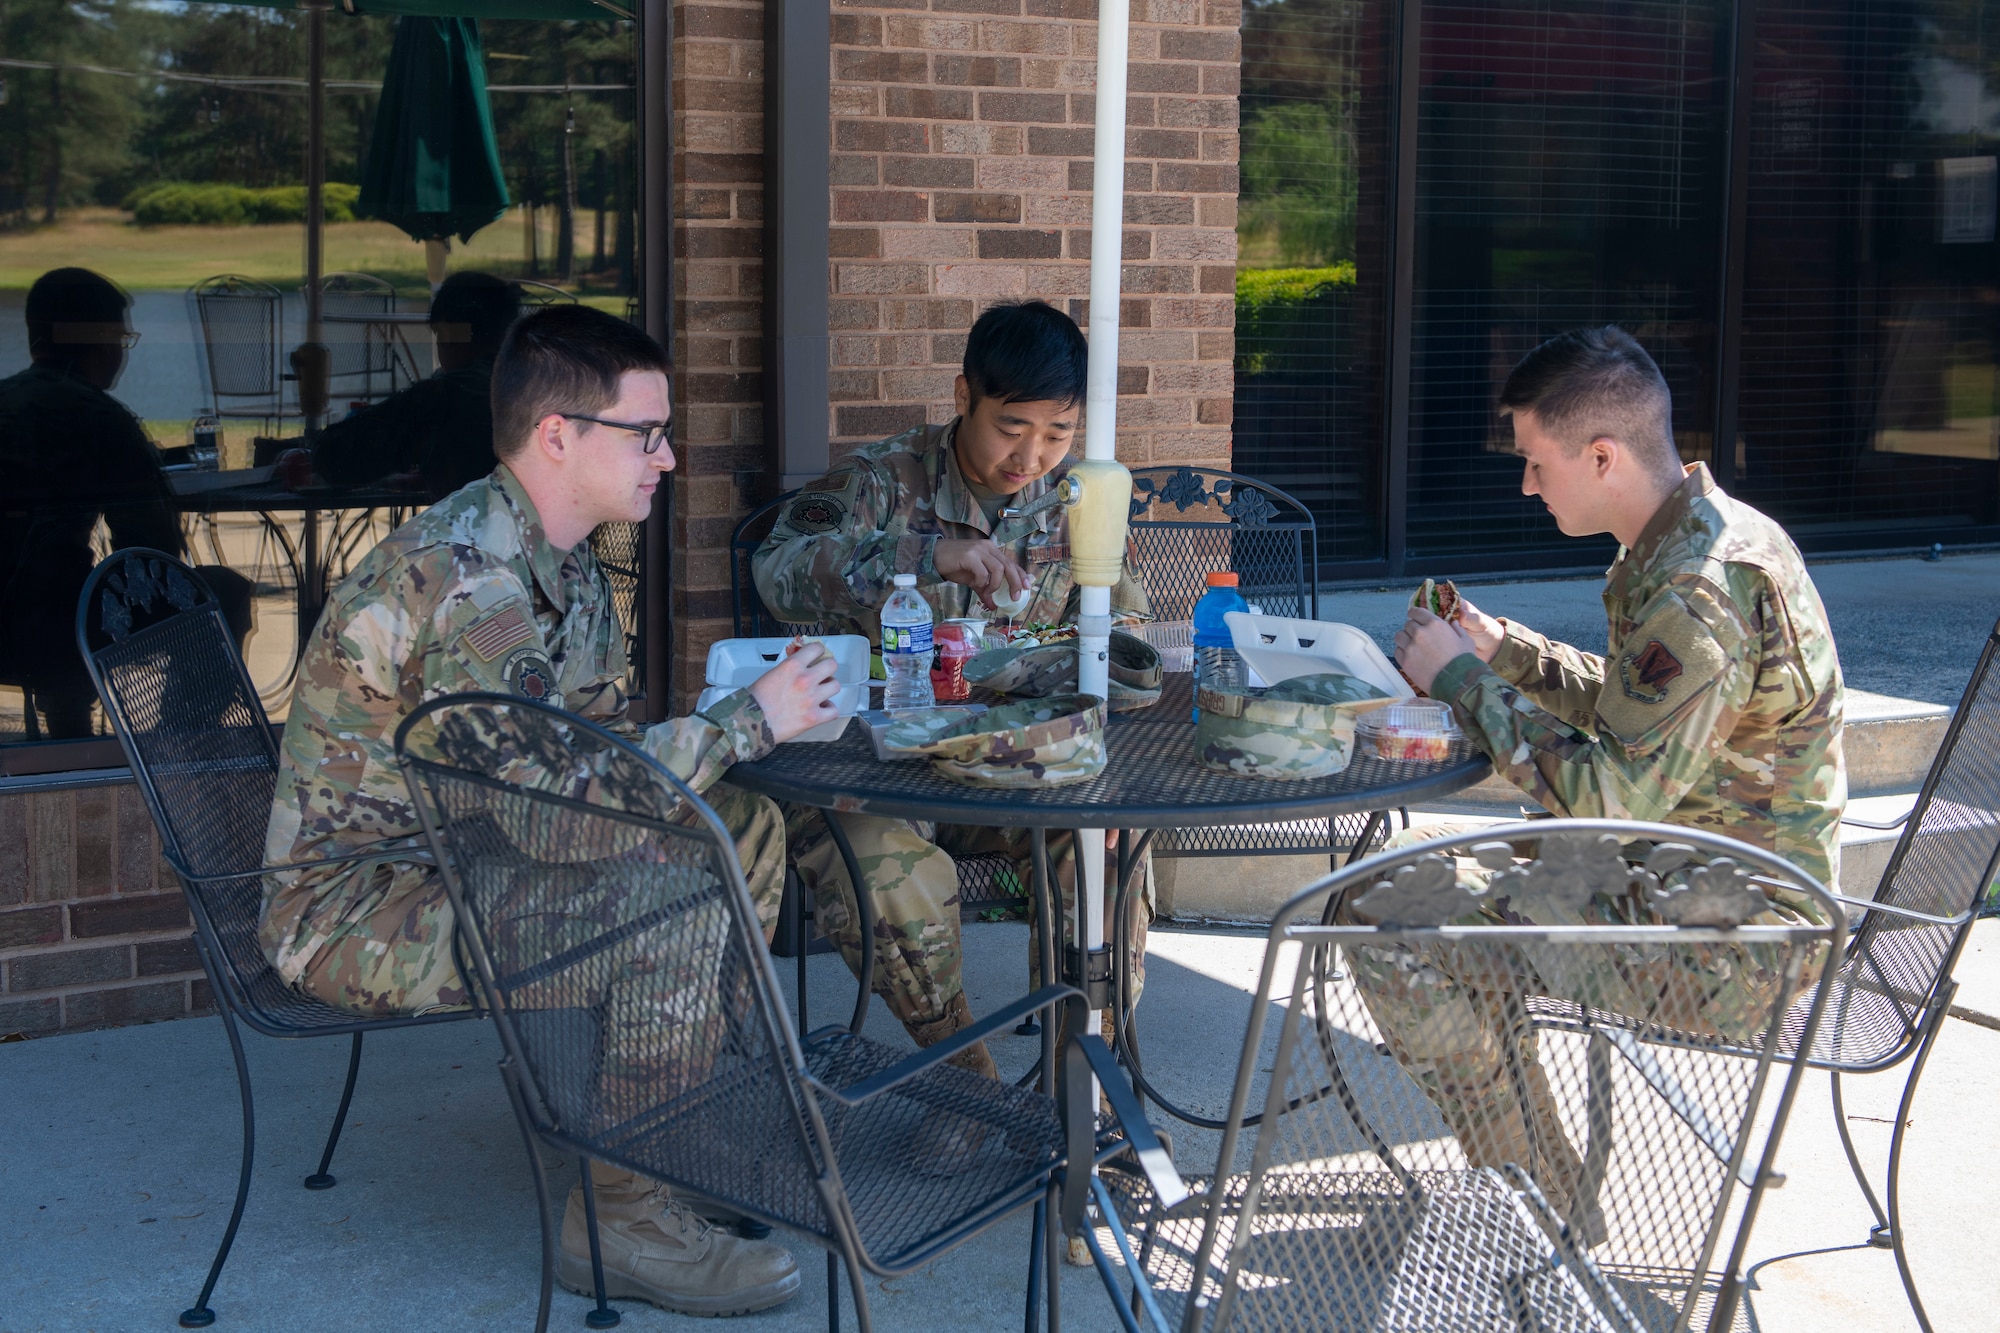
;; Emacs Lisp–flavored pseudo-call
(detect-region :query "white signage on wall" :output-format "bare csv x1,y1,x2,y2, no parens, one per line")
1938,156,1997,244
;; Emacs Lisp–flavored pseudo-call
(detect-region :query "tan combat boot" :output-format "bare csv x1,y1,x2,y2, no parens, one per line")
558,1170,800,1317
905,992,999,1079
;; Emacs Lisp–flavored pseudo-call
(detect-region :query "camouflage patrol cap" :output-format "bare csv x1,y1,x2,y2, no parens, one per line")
962,630,1164,711
886,694,1106,787
1195,672,1391,781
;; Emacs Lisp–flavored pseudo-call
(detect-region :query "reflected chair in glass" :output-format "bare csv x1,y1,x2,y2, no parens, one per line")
514,279,579,308
188,275,289,434
1099,820,1843,1333
589,520,645,698
395,693,1184,1333
75,548,475,1329
319,271,412,405
1786,614,2000,1333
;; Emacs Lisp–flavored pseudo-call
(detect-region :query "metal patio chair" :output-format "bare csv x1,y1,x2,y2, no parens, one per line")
1094,820,1843,1333
1125,466,1395,868
188,275,289,432
589,520,645,698
394,693,1184,1333
75,548,474,1329
1779,614,2000,1332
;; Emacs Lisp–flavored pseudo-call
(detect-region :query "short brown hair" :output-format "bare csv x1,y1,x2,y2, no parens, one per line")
1499,326,1678,475
490,305,671,460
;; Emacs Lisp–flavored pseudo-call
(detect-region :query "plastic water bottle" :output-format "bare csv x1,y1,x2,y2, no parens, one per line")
882,573,936,712
1191,572,1249,722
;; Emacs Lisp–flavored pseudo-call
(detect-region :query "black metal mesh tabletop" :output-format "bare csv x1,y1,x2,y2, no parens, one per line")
727,674,1490,830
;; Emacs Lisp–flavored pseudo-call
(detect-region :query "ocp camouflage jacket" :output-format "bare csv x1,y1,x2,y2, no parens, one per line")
750,420,1148,642
1430,463,1847,896
260,466,772,985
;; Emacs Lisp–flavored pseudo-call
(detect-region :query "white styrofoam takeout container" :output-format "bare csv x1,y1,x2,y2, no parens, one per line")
697,634,872,742
1222,612,1413,700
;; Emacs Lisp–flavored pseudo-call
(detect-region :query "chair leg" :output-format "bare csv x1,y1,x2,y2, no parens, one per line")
500,1062,556,1333
1045,1180,1063,1333
825,1250,840,1333
303,1031,364,1189
1883,990,1954,1333
1024,1196,1046,1333
1829,1069,1893,1241
180,1003,258,1328
576,1162,620,1328
843,1246,873,1333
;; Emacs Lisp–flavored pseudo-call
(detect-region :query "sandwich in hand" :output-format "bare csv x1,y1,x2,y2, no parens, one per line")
1409,577,1462,623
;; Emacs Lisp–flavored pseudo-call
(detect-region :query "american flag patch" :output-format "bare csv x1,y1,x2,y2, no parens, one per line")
463,607,535,662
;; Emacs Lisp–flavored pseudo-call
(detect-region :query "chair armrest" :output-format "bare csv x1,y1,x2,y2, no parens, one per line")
807,984,1083,1107
172,845,433,887
1840,810,1911,831
1824,891,1973,928
1075,1032,1189,1211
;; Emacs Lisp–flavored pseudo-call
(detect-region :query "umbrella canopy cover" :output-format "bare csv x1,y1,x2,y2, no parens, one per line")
360,16,511,244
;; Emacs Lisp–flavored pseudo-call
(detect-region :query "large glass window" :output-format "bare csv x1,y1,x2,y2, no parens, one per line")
1235,0,1395,569
1736,0,2000,538
0,5,640,754
1405,0,1729,566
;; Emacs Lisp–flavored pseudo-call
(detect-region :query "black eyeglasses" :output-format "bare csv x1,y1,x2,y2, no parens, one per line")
556,412,671,454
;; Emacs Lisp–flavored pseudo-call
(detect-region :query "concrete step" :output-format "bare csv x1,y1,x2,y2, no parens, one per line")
1437,688,1948,813
1155,791,1921,924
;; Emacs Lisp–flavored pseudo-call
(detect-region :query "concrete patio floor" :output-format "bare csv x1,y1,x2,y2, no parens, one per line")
5,916,1996,1332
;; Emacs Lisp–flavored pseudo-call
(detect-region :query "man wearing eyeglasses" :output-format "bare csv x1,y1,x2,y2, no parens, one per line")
262,305,828,1316
0,266,249,737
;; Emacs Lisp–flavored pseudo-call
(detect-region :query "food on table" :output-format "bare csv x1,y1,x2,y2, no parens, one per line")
1000,622,1079,648
1358,700,1460,762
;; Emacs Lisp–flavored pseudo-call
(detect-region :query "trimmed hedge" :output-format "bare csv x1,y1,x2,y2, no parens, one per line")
122,182,362,227
1235,263,1355,374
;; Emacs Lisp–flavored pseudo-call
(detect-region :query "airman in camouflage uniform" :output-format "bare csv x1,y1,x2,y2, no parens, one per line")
262,466,787,1017
753,417,1152,1066
1361,327,1845,1229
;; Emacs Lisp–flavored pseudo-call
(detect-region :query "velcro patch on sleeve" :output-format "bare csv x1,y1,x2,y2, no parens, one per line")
462,606,536,663
1597,594,1730,746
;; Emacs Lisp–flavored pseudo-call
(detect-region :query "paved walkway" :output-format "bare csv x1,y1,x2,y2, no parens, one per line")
5,919,1995,1332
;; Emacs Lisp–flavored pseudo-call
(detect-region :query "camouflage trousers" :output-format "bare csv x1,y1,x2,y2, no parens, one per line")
787,807,1152,1031
1340,824,1818,1218
297,784,790,1027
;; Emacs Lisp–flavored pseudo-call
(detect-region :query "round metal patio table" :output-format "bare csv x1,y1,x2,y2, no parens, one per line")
726,673,1491,1125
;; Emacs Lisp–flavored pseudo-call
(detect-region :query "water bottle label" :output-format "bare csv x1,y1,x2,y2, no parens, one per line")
883,622,933,655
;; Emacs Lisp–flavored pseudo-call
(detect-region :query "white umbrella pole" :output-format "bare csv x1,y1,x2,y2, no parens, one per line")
1073,0,1132,1131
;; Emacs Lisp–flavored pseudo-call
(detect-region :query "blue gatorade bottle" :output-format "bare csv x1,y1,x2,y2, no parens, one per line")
1191,571,1248,722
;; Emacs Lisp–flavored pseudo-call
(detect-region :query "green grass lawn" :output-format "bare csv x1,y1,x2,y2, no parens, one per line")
1,207,633,306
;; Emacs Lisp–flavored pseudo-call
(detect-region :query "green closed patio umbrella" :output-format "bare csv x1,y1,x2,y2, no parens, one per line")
360,15,509,284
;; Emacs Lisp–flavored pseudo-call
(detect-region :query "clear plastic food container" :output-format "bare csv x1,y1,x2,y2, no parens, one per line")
1137,619,1195,673
1357,700,1462,762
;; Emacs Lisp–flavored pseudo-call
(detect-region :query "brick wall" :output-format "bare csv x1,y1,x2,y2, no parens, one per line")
671,0,770,701
667,0,1243,705
0,783,210,1040
826,0,1240,465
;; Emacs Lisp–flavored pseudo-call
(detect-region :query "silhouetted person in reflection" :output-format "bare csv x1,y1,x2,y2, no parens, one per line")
0,267,250,739
311,271,521,500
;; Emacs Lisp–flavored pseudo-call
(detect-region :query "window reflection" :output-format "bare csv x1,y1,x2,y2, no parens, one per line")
0,8,642,747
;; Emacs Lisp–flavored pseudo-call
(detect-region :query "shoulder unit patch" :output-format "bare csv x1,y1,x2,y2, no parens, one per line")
786,493,847,535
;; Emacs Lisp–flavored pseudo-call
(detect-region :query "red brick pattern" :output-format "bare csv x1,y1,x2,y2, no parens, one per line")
827,0,1241,466
666,0,1243,707
0,784,210,1039
671,0,770,700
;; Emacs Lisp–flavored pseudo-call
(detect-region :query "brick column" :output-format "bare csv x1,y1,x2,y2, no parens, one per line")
827,0,1240,468
672,0,770,702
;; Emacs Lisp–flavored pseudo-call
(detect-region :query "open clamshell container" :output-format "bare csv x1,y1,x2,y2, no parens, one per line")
696,634,872,742
1195,671,1395,780
1223,612,1413,699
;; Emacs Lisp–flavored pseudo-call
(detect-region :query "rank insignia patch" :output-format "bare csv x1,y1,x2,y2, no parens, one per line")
787,494,847,535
